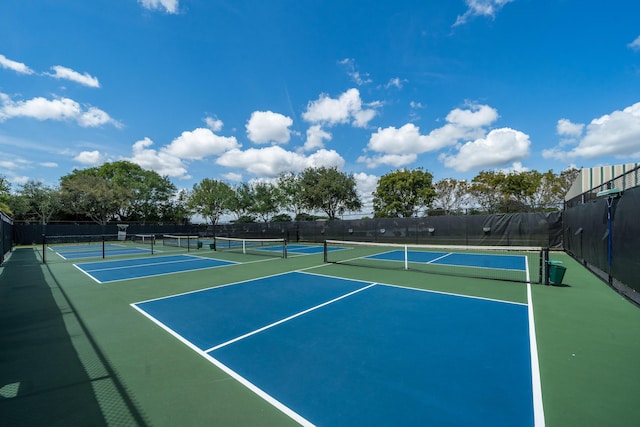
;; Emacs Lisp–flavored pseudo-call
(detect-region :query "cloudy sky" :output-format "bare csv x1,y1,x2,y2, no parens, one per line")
1,0,640,215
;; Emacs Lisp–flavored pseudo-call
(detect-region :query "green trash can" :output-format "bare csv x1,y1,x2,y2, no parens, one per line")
197,241,203,249
548,260,567,285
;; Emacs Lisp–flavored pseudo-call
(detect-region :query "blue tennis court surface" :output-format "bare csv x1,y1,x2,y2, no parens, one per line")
75,254,236,283
367,249,527,271
51,243,151,260
133,271,540,426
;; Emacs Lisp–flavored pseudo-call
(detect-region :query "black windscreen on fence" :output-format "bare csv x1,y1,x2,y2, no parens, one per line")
564,185,640,302
1,210,13,264
14,212,563,250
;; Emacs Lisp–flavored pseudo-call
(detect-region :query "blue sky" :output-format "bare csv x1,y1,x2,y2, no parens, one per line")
1,0,640,213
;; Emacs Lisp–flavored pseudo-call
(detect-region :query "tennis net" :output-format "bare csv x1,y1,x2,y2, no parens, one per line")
324,239,544,284
214,236,287,258
133,234,155,245
162,234,200,249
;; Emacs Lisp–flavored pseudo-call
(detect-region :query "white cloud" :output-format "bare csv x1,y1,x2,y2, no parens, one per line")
359,103,499,169
446,103,499,127
217,146,344,177
357,153,418,169
246,111,293,144
165,128,240,159
338,58,372,86
74,150,104,166
302,88,378,128
0,159,30,170
40,162,58,168
0,93,120,127
0,54,35,75
628,35,640,51
10,175,30,186
385,78,405,89
439,127,531,172
139,0,178,13
128,137,190,178
303,125,332,151
354,172,379,213
556,118,584,137
367,124,431,155
47,65,100,88
453,0,514,27
204,116,224,131
544,102,640,160
222,172,243,182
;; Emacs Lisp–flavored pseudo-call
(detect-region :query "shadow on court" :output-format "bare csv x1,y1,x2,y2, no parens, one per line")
0,248,146,426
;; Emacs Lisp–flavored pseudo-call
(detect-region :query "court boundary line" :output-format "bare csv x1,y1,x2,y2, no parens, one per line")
130,295,315,427
132,270,535,425
78,254,234,273
528,283,546,426
133,270,307,305
74,255,238,284
298,268,528,307
365,249,529,273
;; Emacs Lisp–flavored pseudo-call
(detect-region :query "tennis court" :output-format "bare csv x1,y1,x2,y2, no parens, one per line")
133,271,540,426
4,236,640,427
49,242,152,260
74,254,237,283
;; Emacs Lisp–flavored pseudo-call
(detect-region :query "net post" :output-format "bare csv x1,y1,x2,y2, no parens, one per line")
283,239,287,259
323,240,328,263
42,234,46,264
404,245,408,270
151,234,155,255
543,247,550,285
242,240,246,254
102,235,106,259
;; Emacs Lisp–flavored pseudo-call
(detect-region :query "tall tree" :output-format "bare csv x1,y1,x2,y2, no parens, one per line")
95,161,177,222
228,183,255,221
188,178,234,225
432,178,469,215
276,172,306,218
60,172,127,225
373,168,436,218
249,182,283,223
469,170,507,213
0,176,11,215
299,167,362,220
17,181,62,224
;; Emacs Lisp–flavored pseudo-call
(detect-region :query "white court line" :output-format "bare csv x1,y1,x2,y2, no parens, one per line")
204,282,377,353
80,255,225,273
528,283,546,426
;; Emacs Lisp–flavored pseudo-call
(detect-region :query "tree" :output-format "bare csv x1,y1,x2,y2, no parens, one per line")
160,189,193,225
60,172,127,225
188,179,234,225
432,178,469,215
373,168,435,218
0,176,11,215
276,172,306,218
249,182,283,223
228,183,254,221
94,161,177,223
17,181,62,224
299,167,362,220
468,170,507,213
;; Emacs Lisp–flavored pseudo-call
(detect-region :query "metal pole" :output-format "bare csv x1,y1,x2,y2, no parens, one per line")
607,197,613,284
